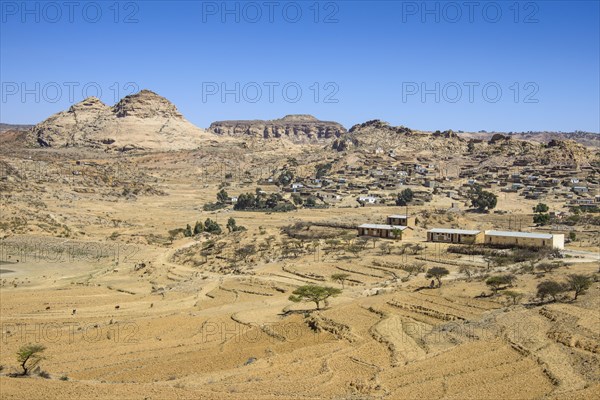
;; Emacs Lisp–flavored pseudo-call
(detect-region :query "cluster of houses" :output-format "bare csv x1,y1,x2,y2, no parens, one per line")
462,163,599,205
357,214,565,249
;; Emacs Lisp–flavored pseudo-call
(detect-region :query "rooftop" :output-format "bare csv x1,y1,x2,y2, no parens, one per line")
388,214,408,219
484,230,555,239
429,228,481,235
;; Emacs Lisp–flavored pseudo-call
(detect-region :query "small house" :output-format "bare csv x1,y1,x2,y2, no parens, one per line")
386,214,415,226
357,224,411,240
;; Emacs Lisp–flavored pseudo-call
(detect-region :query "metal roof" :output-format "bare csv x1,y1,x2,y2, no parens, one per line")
484,230,554,239
387,214,408,219
358,224,408,230
428,228,481,235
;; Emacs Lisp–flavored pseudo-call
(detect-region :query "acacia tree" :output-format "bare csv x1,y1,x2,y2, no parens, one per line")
567,274,592,300
536,262,562,273
331,273,351,288
288,285,342,310
486,275,515,295
426,267,449,288
503,290,524,305
537,280,566,302
17,344,46,375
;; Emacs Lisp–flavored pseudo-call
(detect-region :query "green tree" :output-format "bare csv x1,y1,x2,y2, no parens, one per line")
305,196,317,208
503,290,524,305
226,217,242,233
193,221,204,235
395,188,414,206
288,285,342,310
391,228,403,240
537,280,566,302
533,203,549,213
426,267,449,287
470,186,497,212
217,189,229,204
331,273,351,288
204,218,222,234
568,231,577,242
17,344,46,375
277,170,294,186
533,213,550,225
486,275,515,295
291,193,303,205
566,274,592,300
315,163,332,179
184,224,193,237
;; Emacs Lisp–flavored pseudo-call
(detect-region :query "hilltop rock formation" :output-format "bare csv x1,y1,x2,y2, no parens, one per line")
333,120,466,154
208,115,346,143
28,90,206,151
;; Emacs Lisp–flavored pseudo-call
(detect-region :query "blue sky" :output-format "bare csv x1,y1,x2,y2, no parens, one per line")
1,0,599,132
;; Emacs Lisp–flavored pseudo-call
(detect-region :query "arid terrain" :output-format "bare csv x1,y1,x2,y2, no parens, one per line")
1,91,599,400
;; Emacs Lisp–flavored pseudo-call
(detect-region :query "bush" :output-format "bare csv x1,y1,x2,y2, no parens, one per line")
537,280,567,302
486,275,515,294
204,218,222,234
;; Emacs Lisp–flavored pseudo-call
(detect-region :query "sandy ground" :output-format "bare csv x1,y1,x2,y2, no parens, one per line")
1,146,599,399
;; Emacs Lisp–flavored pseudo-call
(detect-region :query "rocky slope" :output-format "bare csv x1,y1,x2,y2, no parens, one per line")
332,120,467,154
208,114,346,143
27,90,206,151
460,131,600,147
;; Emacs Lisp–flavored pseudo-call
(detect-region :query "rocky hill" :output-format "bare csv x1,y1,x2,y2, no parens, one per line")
208,114,346,143
27,90,206,151
460,131,599,147
332,120,466,154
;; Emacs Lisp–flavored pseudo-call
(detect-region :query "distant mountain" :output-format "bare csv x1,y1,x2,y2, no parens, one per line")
0,123,33,132
209,114,346,143
25,90,209,151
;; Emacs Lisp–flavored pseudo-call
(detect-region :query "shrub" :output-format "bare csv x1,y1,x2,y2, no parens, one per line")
204,218,222,234
536,280,567,302
486,275,516,295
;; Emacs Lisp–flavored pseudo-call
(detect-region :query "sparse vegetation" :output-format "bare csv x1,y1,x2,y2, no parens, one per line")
331,273,350,288
288,285,342,310
426,267,449,287
537,280,567,302
566,274,592,300
16,344,46,375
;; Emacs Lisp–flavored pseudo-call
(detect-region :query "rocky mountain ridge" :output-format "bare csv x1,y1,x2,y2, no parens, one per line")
209,114,346,143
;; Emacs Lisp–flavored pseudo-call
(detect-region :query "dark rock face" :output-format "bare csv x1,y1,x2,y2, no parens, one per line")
208,115,347,143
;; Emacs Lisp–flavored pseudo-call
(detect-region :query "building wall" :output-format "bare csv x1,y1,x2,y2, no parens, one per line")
386,216,415,226
485,234,562,249
427,232,483,244
358,228,406,240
